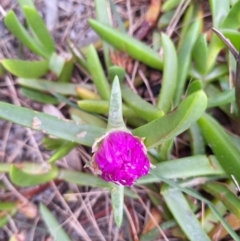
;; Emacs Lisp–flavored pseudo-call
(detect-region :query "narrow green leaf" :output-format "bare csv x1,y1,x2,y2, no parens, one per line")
19,87,59,104
77,99,139,118
2,59,48,78
158,139,173,161
23,7,55,54
157,33,177,112
10,164,58,187
68,40,89,72
4,11,48,58
39,204,71,241
209,0,229,28
137,155,224,184
186,80,202,96
121,84,164,122
58,55,74,82
153,175,240,241
107,76,125,130
203,182,240,219
133,90,207,148
203,64,228,83
207,88,235,108
17,0,35,8
49,53,65,77
88,19,163,70
188,123,205,155
198,113,240,184
42,137,66,151
94,0,112,69
177,4,194,49
221,0,240,29
173,19,200,105
108,66,125,83
192,34,208,75
0,163,11,173
111,185,124,227
17,78,91,96
69,108,107,128
162,0,182,12
0,101,105,146
87,44,110,100
48,142,77,163
161,185,211,241
59,169,113,189
0,202,17,211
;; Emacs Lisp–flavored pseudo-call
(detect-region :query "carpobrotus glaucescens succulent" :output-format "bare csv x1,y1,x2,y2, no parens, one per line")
91,131,150,186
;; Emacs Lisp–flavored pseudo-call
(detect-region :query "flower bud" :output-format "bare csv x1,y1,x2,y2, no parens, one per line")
91,131,150,186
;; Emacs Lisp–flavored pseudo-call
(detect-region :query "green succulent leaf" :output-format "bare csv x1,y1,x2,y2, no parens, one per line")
0,101,105,146
4,11,48,58
111,185,124,227
2,59,48,78
87,44,110,100
133,90,207,148
161,185,211,241
10,164,59,187
23,7,55,55
203,182,240,219
157,33,177,112
39,204,71,241
88,19,163,70
198,113,240,184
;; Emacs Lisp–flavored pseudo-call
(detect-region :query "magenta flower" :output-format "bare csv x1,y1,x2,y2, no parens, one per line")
91,131,150,186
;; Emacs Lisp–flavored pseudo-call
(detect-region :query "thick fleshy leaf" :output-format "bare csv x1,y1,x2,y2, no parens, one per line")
0,101,105,146
156,176,240,241
77,100,139,118
188,123,205,155
209,0,229,28
221,0,240,29
133,90,207,148
78,99,145,127
111,185,124,227
10,164,58,187
173,19,200,105
137,155,224,184
19,87,59,104
107,76,126,130
161,184,211,241
108,66,125,83
17,0,35,8
162,0,181,11
48,142,77,163
207,88,235,108
157,33,177,112
88,19,163,70
87,44,110,100
17,78,91,96
94,0,111,69
49,53,65,77
198,113,240,184
2,59,48,78
192,34,208,75
23,7,55,54
4,11,48,58
69,108,107,128
121,84,164,122
39,204,71,241
58,55,74,82
203,182,240,219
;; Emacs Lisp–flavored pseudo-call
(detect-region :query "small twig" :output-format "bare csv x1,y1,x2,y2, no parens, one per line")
212,28,238,59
